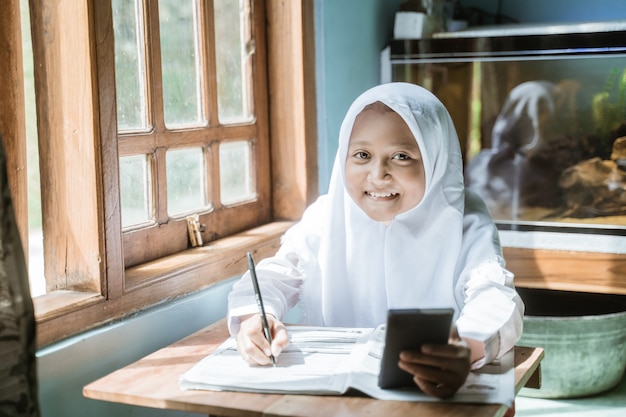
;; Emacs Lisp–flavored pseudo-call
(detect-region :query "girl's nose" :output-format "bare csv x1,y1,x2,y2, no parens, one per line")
368,159,391,183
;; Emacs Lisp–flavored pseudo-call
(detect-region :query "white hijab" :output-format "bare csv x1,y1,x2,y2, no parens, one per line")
286,83,470,327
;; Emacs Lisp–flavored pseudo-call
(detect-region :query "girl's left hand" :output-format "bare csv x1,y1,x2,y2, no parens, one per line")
397,328,471,399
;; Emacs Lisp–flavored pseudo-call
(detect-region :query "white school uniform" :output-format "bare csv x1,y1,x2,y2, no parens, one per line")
228,83,524,367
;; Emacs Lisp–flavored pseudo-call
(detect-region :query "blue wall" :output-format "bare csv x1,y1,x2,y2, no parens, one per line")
463,0,626,23
37,1,626,416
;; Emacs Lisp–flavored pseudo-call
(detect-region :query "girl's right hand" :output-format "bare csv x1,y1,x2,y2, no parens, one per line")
236,313,289,365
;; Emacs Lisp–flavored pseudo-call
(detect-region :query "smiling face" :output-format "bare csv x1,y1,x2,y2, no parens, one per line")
344,102,426,223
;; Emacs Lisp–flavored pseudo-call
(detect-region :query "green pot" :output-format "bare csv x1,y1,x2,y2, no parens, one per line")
517,288,626,398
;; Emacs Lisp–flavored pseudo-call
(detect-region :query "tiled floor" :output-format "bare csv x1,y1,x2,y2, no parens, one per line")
516,371,626,416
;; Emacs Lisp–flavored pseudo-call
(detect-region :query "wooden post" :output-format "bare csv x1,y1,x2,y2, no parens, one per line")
266,0,319,220
0,0,29,254
29,0,102,293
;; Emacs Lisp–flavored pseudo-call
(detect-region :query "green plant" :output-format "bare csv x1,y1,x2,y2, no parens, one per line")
591,67,626,141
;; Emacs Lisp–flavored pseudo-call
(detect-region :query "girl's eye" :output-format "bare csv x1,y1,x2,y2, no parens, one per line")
392,153,411,160
354,151,369,159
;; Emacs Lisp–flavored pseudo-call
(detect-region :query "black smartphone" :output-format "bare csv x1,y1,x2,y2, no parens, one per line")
378,308,454,389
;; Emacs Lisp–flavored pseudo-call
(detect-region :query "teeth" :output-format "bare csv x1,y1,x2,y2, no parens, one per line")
368,192,397,198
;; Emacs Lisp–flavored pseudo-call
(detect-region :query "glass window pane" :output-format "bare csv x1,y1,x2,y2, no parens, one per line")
220,140,254,205
113,0,149,131
120,155,152,227
20,0,44,296
159,0,204,128
166,147,207,215
214,0,253,124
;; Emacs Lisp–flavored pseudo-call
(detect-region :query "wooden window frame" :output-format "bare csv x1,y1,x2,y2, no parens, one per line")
3,0,318,347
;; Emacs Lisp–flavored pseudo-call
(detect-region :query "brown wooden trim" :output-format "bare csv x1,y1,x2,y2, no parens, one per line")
266,0,318,220
504,247,626,295
145,0,165,133
118,119,258,156
249,0,272,217
117,123,259,155
153,146,168,225
301,0,319,206
92,0,124,300
201,0,218,126
0,0,29,253
207,139,221,211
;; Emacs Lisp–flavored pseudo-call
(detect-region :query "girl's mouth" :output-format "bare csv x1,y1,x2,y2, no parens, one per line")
366,191,398,198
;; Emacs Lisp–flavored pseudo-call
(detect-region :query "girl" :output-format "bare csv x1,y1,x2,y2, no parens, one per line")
227,82,524,399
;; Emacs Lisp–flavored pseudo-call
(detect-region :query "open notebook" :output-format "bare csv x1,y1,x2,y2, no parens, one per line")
179,325,514,406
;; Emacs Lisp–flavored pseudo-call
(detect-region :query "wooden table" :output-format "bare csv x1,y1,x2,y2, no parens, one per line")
83,319,544,417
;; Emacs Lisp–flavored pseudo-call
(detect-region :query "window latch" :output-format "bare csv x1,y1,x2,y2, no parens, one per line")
186,214,204,247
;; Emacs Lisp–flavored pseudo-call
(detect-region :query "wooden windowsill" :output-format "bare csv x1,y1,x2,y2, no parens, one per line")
34,291,103,321
34,220,294,347
123,221,294,291
504,246,626,295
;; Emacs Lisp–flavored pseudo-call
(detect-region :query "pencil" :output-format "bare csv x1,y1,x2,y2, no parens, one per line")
246,252,276,366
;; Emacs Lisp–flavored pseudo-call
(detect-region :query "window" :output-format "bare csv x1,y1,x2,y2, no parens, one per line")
111,0,272,268
4,0,317,346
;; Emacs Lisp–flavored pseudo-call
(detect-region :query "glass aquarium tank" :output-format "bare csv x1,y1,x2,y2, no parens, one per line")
390,21,626,235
